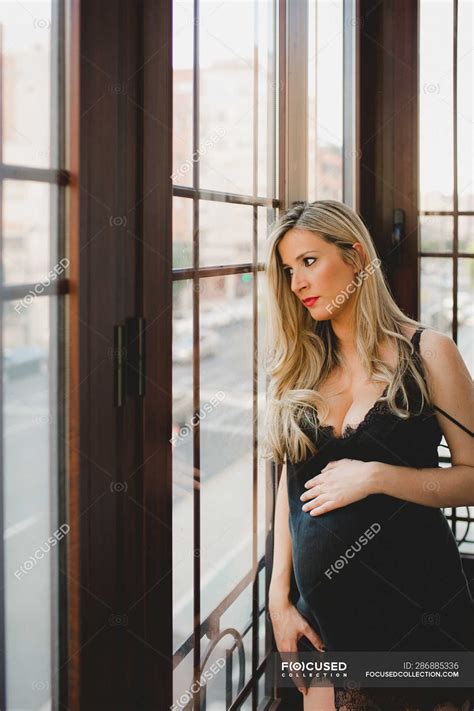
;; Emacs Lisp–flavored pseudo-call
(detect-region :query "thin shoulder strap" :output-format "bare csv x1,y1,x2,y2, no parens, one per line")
411,327,423,351
433,405,474,437
414,328,474,438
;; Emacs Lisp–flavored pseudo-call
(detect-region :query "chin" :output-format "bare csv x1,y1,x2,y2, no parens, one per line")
309,304,332,321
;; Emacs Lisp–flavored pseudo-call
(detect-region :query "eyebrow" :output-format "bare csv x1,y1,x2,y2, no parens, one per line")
280,250,319,267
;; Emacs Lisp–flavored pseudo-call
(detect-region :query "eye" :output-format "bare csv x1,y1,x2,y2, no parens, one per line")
283,256,317,278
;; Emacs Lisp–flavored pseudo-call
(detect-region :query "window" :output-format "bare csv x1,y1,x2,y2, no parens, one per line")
171,0,352,706
419,0,473,553
0,1,69,708
172,1,278,705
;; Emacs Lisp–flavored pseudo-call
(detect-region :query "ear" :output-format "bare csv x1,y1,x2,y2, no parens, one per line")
351,242,366,269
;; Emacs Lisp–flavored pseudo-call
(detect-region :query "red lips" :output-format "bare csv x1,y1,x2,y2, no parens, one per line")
302,297,320,307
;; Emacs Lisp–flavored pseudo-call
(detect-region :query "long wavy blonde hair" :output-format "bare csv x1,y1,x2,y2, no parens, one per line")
261,200,432,465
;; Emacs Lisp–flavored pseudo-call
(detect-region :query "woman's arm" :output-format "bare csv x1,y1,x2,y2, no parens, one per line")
269,461,293,609
371,329,474,508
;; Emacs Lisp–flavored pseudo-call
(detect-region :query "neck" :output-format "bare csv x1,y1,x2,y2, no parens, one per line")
329,304,358,356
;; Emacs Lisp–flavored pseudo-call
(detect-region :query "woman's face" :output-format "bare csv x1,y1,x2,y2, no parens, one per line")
277,228,364,320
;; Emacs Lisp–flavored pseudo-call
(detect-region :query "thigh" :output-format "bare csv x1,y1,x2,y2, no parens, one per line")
304,685,336,711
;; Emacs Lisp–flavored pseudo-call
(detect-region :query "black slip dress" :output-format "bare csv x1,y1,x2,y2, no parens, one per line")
287,328,474,710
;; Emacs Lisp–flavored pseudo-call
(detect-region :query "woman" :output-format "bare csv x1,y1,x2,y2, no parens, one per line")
263,200,474,711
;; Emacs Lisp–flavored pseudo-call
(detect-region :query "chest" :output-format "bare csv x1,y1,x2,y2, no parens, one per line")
317,373,389,438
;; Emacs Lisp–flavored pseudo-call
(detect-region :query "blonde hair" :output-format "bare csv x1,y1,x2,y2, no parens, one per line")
261,200,432,465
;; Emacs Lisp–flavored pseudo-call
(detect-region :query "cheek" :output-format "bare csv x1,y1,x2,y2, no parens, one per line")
316,259,353,293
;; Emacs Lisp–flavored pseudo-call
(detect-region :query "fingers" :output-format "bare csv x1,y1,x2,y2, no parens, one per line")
303,627,326,653
309,501,336,516
302,495,335,516
301,492,330,511
295,628,326,697
301,484,323,502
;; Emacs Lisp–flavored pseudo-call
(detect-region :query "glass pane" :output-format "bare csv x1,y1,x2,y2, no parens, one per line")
258,668,269,706
256,0,277,199
200,273,254,623
459,216,474,253
308,0,343,202
173,0,277,199
257,205,276,264
172,273,264,703
420,257,453,335
172,648,194,710
173,196,194,269
2,180,58,284
419,0,454,211
419,215,453,253
198,2,254,196
0,1,55,168
172,280,195,655
458,0,474,211
3,295,58,709
199,200,253,266
458,258,474,377
172,0,194,187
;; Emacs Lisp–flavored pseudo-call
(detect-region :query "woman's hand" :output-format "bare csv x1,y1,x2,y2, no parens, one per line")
300,458,379,516
268,600,326,696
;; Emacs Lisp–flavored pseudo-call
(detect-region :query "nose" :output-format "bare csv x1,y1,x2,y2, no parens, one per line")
290,269,310,294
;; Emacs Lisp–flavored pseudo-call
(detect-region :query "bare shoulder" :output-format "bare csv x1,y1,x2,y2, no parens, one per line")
402,326,457,355
418,327,452,348
417,328,474,454
418,328,468,371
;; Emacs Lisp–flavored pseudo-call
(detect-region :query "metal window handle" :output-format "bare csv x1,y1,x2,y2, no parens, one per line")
113,316,146,406
391,208,405,265
114,324,127,407
126,316,146,398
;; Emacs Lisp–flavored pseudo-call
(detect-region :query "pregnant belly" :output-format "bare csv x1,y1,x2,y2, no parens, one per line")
290,494,437,600
289,493,466,650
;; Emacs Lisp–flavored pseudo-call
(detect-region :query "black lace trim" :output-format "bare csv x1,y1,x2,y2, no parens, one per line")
334,685,472,711
317,387,390,441
316,392,439,443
